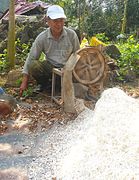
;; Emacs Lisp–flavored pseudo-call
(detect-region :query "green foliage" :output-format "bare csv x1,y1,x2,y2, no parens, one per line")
95,33,109,43
0,39,31,73
40,52,46,62
116,35,139,80
28,0,139,38
22,87,34,97
0,49,8,72
15,38,31,62
68,18,79,29
16,78,22,87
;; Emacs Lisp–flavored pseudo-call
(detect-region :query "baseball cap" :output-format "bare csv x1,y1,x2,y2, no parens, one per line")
47,5,67,19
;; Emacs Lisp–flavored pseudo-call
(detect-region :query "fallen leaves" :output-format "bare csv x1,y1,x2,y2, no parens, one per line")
0,95,77,135
1,79,139,135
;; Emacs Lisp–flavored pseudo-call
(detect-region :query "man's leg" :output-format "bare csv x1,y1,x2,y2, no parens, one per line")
29,60,53,90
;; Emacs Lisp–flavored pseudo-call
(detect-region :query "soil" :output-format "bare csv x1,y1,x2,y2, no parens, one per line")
0,89,77,135
0,76,139,136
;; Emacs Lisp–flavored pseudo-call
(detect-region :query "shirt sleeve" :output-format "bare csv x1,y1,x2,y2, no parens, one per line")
72,31,80,52
22,35,44,75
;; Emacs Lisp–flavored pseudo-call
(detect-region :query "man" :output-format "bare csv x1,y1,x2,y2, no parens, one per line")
19,5,80,96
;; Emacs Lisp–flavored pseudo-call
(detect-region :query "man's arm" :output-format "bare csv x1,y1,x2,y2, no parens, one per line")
19,32,45,96
23,38,43,75
19,74,29,96
71,30,80,52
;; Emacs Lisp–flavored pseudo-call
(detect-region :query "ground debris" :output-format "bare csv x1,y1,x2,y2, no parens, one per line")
0,94,77,134
1,78,139,135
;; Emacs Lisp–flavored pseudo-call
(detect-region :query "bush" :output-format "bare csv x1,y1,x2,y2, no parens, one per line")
0,39,31,72
116,35,139,81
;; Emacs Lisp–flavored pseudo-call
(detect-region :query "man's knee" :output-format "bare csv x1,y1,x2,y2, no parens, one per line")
28,60,53,85
29,61,44,76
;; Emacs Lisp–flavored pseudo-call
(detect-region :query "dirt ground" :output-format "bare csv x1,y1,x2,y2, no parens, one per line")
1,75,139,136
0,90,78,135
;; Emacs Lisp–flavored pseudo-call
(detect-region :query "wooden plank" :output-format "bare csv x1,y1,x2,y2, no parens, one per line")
62,53,80,113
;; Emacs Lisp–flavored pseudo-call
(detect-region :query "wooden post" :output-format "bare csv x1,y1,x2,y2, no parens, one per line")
62,53,80,113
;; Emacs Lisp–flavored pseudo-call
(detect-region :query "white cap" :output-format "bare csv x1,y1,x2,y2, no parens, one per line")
47,5,66,19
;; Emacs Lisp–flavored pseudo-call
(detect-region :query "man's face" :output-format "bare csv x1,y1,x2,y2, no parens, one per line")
47,18,65,34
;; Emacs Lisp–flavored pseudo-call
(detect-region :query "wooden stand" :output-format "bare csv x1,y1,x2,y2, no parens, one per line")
51,68,63,105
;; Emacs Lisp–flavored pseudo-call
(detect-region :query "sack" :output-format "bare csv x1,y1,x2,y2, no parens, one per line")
89,37,106,47
80,37,89,48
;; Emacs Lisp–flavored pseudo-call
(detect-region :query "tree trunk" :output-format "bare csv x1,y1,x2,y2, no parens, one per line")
121,0,128,34
7,0,15,69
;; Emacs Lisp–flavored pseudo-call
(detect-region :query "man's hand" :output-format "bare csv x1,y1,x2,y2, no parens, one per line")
19,74,29,96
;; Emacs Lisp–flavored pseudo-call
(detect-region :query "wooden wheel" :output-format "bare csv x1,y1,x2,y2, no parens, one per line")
73,47,105,85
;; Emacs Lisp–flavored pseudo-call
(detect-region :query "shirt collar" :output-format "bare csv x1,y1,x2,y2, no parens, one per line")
47,27,67,40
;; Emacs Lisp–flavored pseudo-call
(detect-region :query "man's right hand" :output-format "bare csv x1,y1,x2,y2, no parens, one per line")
19,74,29,96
